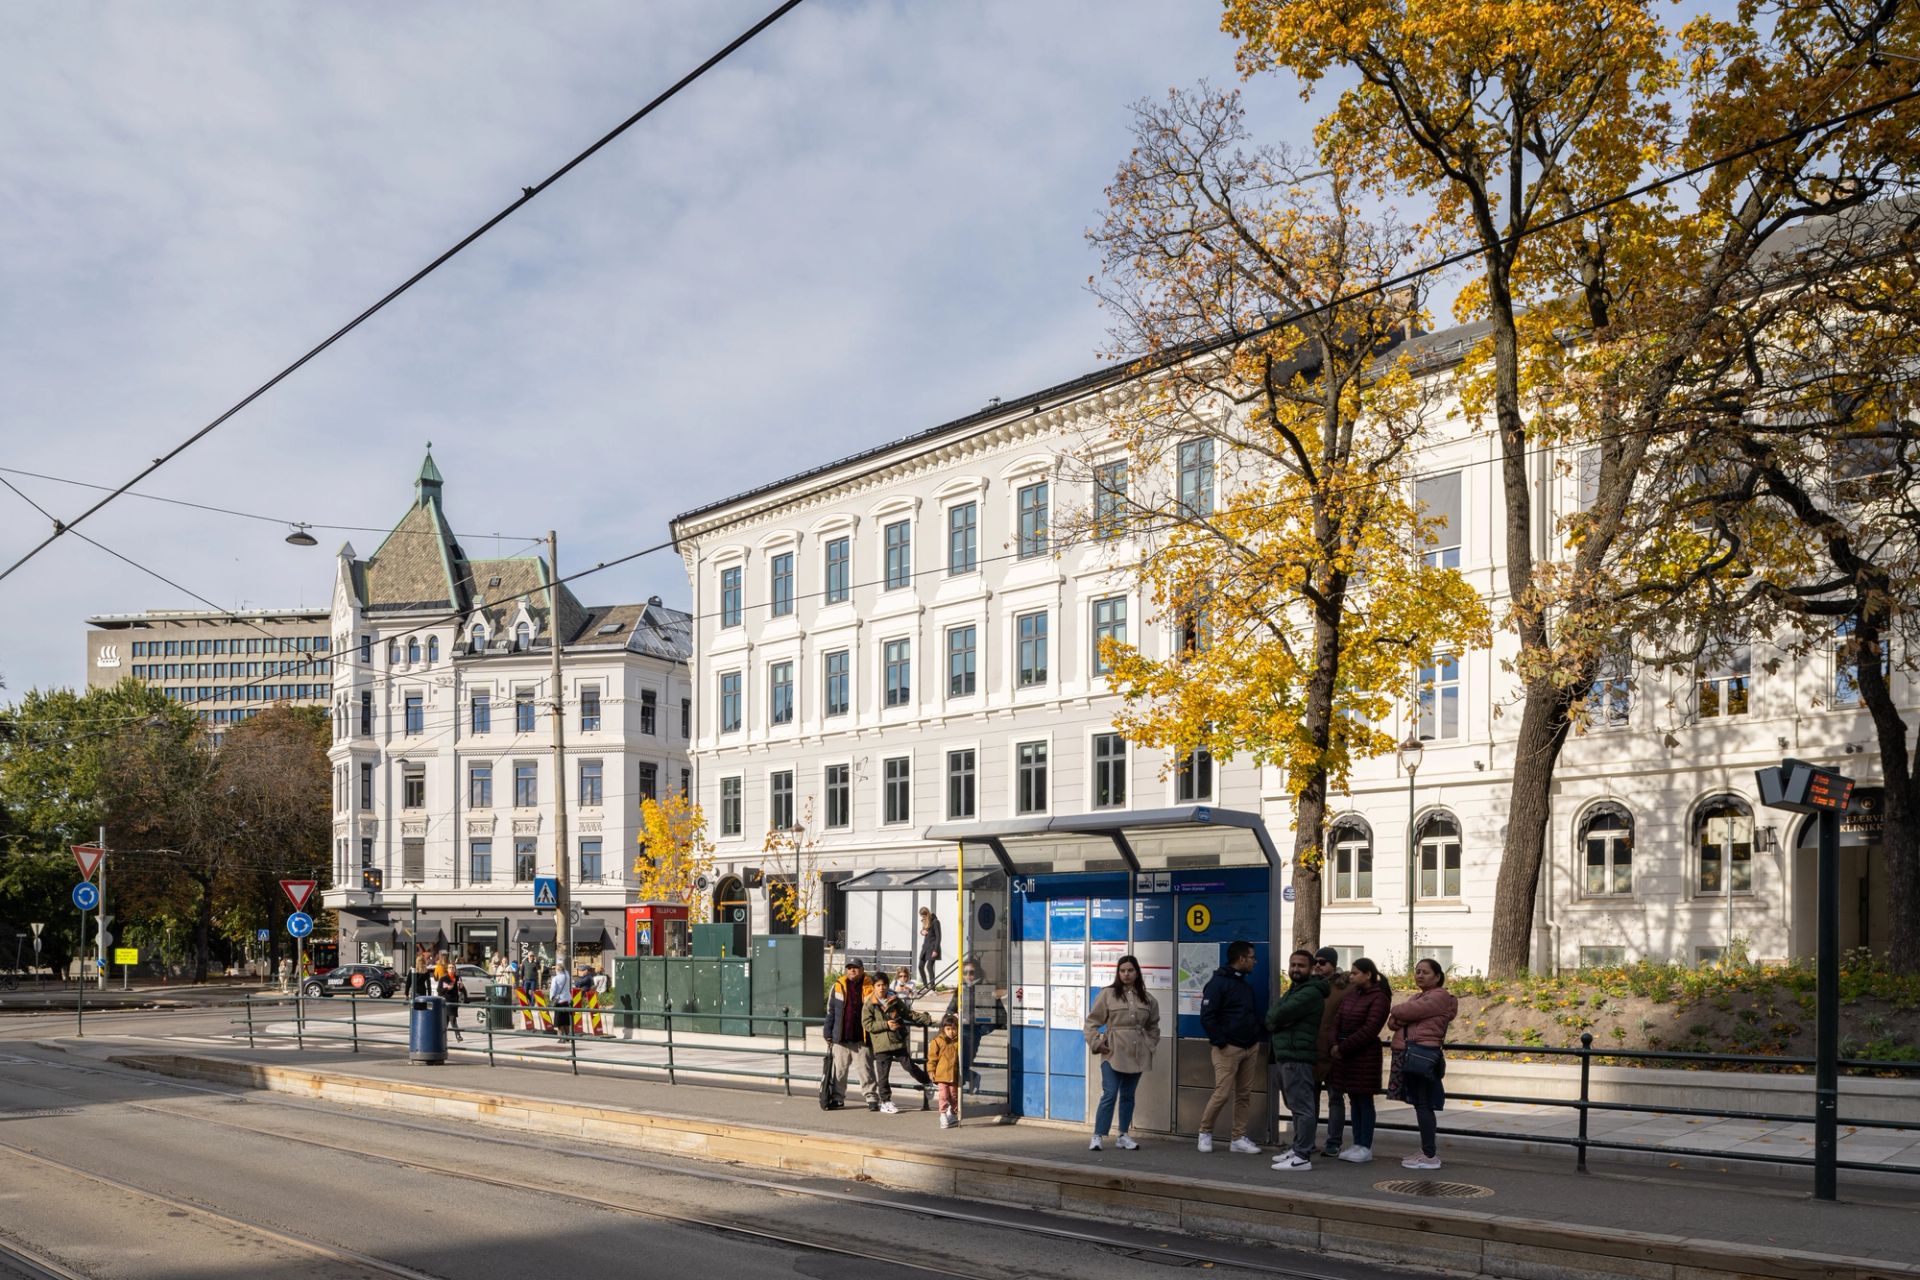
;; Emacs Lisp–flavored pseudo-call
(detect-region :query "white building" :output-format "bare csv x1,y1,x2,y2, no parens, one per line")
322,455,692,972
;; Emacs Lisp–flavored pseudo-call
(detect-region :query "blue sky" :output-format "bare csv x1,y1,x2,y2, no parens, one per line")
0,1,1318,695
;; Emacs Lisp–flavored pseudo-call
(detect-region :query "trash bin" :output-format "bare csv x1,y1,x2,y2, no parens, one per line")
485,983,514,1030
409,995,447,1064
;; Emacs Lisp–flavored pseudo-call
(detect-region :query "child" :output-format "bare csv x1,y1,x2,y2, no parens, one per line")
862,974,932,1113
927,1014,962,1128
893,965,917,999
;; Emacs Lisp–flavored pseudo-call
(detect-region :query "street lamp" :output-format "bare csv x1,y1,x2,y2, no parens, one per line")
1398,734,1427,974
285,523,318,547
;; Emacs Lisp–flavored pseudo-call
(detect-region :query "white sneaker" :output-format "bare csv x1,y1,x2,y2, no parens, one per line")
1401,1154,1442,1170
1270,1152,1312,1172
939,1114,955,1129
1196,1133,1214,1154
1116,1134,1139,1150
1229,1137,1262,1155
1089,1135,1103,1151
878,1101,899,1115
1337,1146,1373,1164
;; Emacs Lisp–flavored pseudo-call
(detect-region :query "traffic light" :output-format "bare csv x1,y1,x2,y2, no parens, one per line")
362,867,384,892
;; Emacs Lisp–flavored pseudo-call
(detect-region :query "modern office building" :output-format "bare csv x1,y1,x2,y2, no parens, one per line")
84,608,333,729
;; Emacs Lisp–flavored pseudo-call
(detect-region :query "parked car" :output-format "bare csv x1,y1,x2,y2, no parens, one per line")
453,964,491,1001
302,963,399,999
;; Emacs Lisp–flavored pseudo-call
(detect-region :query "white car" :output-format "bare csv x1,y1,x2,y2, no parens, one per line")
453,964,493,1001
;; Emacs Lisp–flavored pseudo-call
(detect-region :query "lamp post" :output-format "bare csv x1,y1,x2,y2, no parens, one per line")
1399,735,1426,974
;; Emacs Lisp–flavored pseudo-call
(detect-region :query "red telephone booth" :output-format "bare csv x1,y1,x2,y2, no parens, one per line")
626,902,691,957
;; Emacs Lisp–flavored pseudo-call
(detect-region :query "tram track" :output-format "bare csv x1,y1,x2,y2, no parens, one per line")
0,1235,90,1280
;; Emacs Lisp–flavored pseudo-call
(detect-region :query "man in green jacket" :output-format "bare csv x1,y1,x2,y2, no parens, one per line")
1266,948,1329,1171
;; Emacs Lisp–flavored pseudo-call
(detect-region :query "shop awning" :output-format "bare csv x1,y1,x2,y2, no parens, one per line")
573,917,610,944
922,805,1280,876
398,918,445,946
338,916,392,945
514,919,557,943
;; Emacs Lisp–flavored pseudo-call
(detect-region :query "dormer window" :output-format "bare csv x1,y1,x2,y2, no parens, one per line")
515,622,531,652
469,624,486,655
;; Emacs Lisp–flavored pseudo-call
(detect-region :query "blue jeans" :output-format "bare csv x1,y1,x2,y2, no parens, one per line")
1349,1093,1376,1147
1094,1061,1140,1137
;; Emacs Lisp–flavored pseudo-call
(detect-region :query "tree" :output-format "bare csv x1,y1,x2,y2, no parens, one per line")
1082,87,1488,951
633,792,717,923
211,706,331,974
1225,0,1919,973
761,798,825,934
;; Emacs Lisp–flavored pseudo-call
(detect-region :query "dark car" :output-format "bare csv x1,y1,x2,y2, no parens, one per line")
302,963,399,999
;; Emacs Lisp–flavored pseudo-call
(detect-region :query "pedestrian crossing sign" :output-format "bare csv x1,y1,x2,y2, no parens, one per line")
533,876,558,909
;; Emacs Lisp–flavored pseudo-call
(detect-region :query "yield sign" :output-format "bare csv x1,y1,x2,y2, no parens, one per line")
71,845,104,880
279,879,318,911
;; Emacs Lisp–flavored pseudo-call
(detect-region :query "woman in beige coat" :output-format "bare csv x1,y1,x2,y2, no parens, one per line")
1083,955,1161,1151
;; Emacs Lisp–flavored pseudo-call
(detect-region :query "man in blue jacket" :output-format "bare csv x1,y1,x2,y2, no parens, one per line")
1196,940,1265,1154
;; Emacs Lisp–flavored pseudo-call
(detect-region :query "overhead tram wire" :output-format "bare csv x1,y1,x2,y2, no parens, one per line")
0,0,810,588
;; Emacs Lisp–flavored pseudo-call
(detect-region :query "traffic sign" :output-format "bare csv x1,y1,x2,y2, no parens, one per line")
71,845,104,880
113,948,138,964
279,879,317,911
29,923,44,937
533,876,558,909
72,882,99,911
286,912,314,938
256,928,270,941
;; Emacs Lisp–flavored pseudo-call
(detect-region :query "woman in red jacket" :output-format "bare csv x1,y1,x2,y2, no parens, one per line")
1387,957,1459,1170
1326,958,1390,1163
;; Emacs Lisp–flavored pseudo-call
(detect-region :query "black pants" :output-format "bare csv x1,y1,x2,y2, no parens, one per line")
873,1050,930,1102
1407,1073,1439,1157
918,952,937,987
442,999,463,1041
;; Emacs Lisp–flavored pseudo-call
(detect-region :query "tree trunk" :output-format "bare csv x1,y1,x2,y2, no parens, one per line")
1487,678,1577,977
1860,657,1919,973
1288,605,1343,954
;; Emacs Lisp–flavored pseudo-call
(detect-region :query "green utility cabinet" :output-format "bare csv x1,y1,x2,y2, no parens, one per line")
719,960,752,1036
749,933,824,1034
691,921,748,958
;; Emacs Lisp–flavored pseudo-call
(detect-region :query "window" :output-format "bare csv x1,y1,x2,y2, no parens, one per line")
720,565,743,628
1177,439,1214,516
513,761,537,808
402,838,425,882
514,838,537,883
579,759,603,807
770,770,795,831
579,839,603,883
1417,813,1462,899
1175,746,1213,802
770,661,795,725
878,756,912,824
469,624,485,654
427,636,438,663
359,692,372,735
1695,945,1727,966
1092,597,1128,676
640,689,657,735
515,621,531,652
1017,612,1048,687
680,697,690,738
1697,642,1751,719
946,625,977,697
680,768,690,798
824,650,850,717
1417,655,1461,741
947,502,978,575
360,762,373,810
1581,804,1634,896
1328,822,1373,902
884,639,911,708
1579,945,1627,969
1831,618,1885,708
580,686,602,732
720,671,742,733
469,765,492,808
946,749,977,820
1016,741,1048,815
360,635,372,663
720,776,742,836
1092,734,1127,808
1586,646,1631,728
360,837,374,870
825,763,851,829
1696,799,1753,894
1094,460,1128,539
470,692,491,734
1415,471,1462,568
1577,447,1602,512
825,537,850,604
515,688,535,733
638,762,658,801
771,552,794,617
1017,481,1048,558
404,694,423,735
884,520,911,590
470,840,493,883
388,641,399,665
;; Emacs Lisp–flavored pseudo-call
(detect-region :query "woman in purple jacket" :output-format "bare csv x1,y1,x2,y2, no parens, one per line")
1326,958,1390,1163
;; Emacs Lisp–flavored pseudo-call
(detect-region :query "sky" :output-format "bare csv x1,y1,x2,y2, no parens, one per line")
0,1,1321,697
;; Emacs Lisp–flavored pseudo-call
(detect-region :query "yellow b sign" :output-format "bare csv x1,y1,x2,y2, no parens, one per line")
112,947,138,964
1186,903,1211,933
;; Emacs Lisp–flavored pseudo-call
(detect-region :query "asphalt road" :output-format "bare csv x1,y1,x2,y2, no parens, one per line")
0,1024,1400,1280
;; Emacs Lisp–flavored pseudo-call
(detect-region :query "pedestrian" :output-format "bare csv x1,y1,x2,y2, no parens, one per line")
863,973,932,1114
435,963,465,1044
1327,958,1391,1164
1387,957,1458,1171
1311,947,1352,1156
927,1014,962,1129
1083,954,1160,1152
943,959,1007,1094
547,954,572,1037
1266,948,1329,1172
823,958,877,1110
1196,939,1265,1154
893,964,916,998
276,956,292,993
917,906,942,990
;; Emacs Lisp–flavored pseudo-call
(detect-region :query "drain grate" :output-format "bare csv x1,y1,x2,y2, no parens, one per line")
1373,1178,1494,1199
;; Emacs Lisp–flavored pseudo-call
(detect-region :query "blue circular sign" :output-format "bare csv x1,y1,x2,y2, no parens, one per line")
71,882,99,911
286,911,314,938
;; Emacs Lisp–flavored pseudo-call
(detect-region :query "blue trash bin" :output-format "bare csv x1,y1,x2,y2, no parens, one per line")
409,995,447,1065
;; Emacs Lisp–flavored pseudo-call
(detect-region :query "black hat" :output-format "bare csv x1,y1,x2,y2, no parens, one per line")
845,957,865,969
1313,947,1340,965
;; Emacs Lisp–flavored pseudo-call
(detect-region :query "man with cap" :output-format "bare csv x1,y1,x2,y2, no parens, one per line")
823,957,878,1110
1310,947,1353,1156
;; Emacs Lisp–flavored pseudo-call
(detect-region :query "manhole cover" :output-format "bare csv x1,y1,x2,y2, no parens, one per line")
1373,1178,1494,1199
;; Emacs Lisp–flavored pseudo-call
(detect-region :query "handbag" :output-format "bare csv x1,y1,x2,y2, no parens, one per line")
1403,1042,1444,1079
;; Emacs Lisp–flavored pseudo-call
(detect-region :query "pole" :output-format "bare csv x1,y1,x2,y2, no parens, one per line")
76,901,86,1037
549,530,573,972
1814,805,1840,1201
955,840,966,1124
97,824,108,991
1405,766,1418,973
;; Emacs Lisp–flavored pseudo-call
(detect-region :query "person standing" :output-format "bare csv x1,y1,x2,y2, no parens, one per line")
927,1015,962,1129
1328,958,1391,1163
547,955,572,1038
1083,955,1161,1152
1388,957,1458,1170
1311,948,1352,1156
435,964,465,1045
824,958,877,1110
1266,949,1328,1172
1196,940,1264,1154
917,907,942,990
863,973,932,1114
944,959,1007,1095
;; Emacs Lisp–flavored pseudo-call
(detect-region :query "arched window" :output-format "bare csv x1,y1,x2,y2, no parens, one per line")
407,638,421,665
515,622,531,652
387,641,399,664
1415,812,1462,900
1326,819,1373,902
1696,797,1753,894
427,636,439,663
1579,802,1634,896
469,624,485,654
